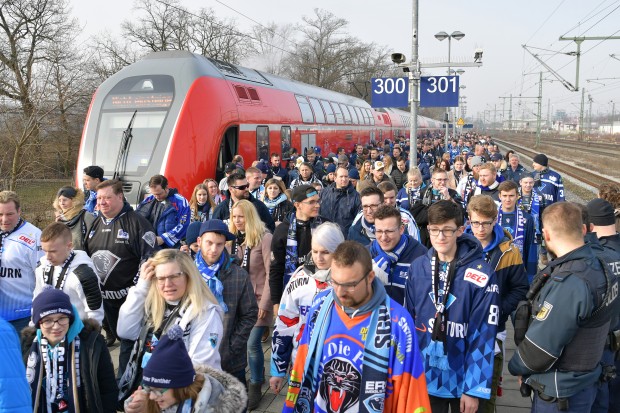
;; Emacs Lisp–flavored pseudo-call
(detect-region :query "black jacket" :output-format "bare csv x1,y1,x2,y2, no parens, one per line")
319,182,361,236
212,193,276,232
269,199,295,224
411,186,463,247
60,209,95,251
391,168,408,190
21,319,118,413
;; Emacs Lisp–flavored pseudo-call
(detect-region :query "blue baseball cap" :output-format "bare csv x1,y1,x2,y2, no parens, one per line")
199,219,236,241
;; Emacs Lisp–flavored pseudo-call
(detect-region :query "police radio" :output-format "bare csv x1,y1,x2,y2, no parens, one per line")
513,272,551,346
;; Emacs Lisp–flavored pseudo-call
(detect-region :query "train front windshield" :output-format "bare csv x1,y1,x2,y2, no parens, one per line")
94,75,174,176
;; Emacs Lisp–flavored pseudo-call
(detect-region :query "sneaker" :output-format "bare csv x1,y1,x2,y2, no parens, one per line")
247,382,262,411
105,333,116,347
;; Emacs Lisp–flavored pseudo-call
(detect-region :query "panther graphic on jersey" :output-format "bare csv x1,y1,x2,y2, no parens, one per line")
319,358,361,413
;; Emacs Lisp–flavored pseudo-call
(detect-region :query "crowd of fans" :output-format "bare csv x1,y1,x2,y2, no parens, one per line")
0,132,619,413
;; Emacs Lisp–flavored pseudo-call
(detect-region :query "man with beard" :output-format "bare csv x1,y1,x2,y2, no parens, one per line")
466,162,500,206
283,241,431,413
212,172,275,232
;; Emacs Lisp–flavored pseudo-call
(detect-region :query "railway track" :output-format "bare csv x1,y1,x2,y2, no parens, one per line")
505,136,620,158
494,139,618,190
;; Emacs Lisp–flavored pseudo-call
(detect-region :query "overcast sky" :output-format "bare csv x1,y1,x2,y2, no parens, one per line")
72,0,620,122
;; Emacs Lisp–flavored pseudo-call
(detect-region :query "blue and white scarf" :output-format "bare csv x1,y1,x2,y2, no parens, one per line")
263,193,288,215
498,207,526,255
369,234,409,283
195,252,228,312
284,213,299,287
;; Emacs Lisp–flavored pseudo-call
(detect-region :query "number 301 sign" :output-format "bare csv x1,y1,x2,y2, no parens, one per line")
420,76,459,108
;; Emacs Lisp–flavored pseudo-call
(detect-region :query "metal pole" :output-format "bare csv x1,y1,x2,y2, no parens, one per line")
509,94,513,131
536,72,542,147
409,0,419,168
445,37,451,151
612,102,616,135
493,104,497,130
588,96,593,135
579,87,585,141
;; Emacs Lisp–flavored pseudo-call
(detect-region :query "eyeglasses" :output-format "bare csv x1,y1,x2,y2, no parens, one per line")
433,178,448,182
155,272,185,284
362,204,380,211
40,316,70,329
328,272,370,292
230,184,249,190
470,221,494,228
142,385,169,398
301,199,320,206
375,227,400,237
428,227,459,237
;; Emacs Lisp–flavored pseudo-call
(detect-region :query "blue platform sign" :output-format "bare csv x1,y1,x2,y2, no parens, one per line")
420,76,459,107
371,77,409,108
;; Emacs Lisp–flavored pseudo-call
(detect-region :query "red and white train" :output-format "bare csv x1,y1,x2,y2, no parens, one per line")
77,50,442,203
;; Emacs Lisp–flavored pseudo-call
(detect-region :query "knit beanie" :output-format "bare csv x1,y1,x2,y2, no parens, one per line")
32,285,75,326
533,154,548,167
587,198,616,226
142,325,195,388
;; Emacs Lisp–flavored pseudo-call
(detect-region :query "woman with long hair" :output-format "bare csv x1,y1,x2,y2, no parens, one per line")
189,183,216,222
382,154,394,175
261,178,294,225
228,199,273,410
204,178,225,205
22,287,118,412
359,160,372,182
117,250,224,399
123,325,247,413
53,186,93,250
447,155,466,190
269,222,344,394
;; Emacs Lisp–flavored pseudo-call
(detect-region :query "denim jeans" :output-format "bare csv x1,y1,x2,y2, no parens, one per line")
247,326,266,384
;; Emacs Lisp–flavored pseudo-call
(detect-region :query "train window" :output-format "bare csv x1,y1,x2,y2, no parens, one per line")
339,103,352,124
320,100,336,123
257,126,269,161
346,105,359,124
281,126,292,159
309,98,326,123
330,102,344,124
353,107,365,125
295,95,314,123
365,109,375,126
370,131,376,141
379,130,383,139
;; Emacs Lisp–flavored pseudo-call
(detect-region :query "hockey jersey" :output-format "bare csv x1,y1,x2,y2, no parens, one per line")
83,203,158,302
534,168,564,205
271,265,330,378
0,221,42,321
405,234,499,399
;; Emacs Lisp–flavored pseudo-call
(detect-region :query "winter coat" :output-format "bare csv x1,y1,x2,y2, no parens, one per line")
136,188,191,247
391,168,408,190
504,163,526,183
231,233,273,327
319,182,361,236
0,318,30,413
58,209,95,251
117,277,224,370
21,319,118,413
411,186,464,248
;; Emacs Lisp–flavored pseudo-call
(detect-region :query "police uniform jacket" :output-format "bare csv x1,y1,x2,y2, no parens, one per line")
508,244,620,398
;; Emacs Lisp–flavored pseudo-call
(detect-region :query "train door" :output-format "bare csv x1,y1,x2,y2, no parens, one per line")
300,133,316,155
257,126,269,161
216,126,238,181
281,126,292,160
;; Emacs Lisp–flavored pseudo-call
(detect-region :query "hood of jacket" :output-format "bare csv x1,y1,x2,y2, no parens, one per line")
464,223,508,253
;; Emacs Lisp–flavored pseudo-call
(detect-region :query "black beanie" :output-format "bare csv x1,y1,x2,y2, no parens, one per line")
32,286,75,326
532,154,548,167
142,325,195,388
587,198,616,226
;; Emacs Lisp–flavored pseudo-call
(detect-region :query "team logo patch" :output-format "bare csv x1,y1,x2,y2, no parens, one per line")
363,394,385,413
91,250,121,285
464,268,489,288
18,234,35,246
142,231,156,248
117,229,129,239
536,301,553,321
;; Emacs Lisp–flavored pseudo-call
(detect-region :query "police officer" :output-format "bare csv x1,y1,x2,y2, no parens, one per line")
508,202,619,412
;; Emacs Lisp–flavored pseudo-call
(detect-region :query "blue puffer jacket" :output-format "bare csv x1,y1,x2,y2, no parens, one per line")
0,318,30,413
136,188,190,247
319,182,361,236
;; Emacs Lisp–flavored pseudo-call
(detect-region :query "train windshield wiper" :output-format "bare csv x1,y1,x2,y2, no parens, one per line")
113,110,137,180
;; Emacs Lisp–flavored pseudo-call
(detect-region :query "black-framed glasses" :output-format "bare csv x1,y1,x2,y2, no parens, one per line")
470,221,494,228
361,204,380,211
230,184,249,190
328,271,370,292
142,385,169,397
428,227,459,237
40,316,70,329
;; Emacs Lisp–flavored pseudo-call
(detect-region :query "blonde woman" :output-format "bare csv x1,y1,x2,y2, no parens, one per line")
228,199,273,409
53,186,93,250
188,183,216,222
382,154,394,175
359,159,372,181
117,250,224,398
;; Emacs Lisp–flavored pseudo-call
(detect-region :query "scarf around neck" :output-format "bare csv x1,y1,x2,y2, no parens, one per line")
285,213,299,287
369,234,409,282
195,252,228,312
263,193,287,214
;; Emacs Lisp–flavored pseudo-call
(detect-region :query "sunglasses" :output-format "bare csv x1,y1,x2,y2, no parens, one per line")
230,184,249,190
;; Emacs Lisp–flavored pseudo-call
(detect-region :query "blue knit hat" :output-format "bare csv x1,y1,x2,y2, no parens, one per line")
142,325,195,388
32,285,75,326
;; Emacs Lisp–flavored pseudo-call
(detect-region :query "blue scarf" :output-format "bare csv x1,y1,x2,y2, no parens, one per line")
263,193,287,214
498,207,526,255
284,213,298,287
195,252,228,312
369,234,409,283
294,288,391,413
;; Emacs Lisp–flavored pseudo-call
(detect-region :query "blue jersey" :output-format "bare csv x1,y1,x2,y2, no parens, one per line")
534,168,564,205
405,234,499,399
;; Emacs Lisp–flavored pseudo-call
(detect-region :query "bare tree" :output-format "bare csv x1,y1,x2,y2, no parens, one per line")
89,32,142,82
247,22,295,75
